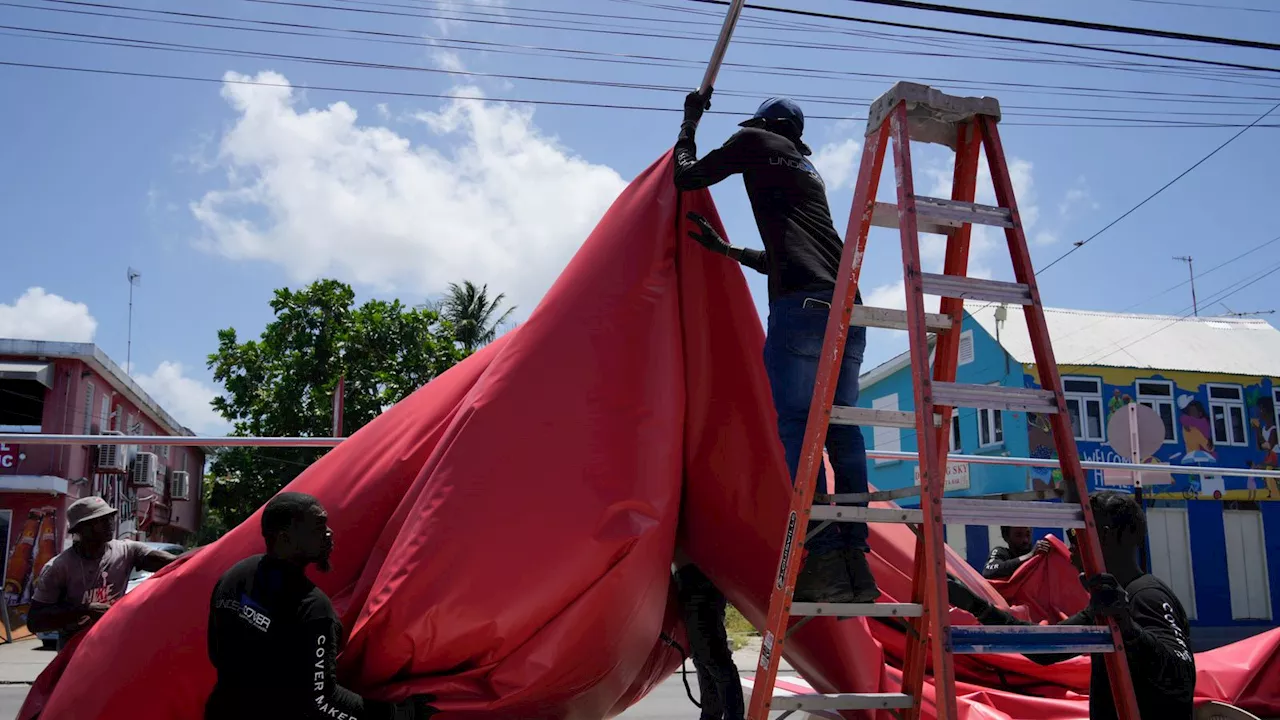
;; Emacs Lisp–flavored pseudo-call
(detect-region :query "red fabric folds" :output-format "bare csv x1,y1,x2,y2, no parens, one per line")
987,535,1089,624
23,151,1280,720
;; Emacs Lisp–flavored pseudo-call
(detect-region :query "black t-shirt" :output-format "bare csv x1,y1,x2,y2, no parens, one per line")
674,126,845,303
978,573,1196,719
205,554,393,720
982,546,1026,579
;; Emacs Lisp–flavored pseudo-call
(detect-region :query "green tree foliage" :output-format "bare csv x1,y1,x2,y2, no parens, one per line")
440,280,516,353
204,280,466,529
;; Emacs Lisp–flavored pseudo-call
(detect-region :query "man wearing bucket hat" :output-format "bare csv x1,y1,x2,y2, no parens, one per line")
27,496,178,646
672,89,880,605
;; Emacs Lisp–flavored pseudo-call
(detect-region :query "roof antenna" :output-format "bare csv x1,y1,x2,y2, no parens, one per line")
1172,256,1197,316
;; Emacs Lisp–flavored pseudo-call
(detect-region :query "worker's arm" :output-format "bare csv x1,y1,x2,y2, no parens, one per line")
981,547,1024,579
25,559,102,635
298,616,437,720
1100,584,1196,694
130,541,179,573
947,577,1092,665
685,212,767,274
672,89,761,192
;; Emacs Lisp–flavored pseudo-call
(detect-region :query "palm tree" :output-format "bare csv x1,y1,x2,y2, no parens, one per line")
441,280,516,352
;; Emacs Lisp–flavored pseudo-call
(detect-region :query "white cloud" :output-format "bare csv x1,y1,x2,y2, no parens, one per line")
812,138,861,191
134,361,228,435
191,71,627,314
0,287,97,342
432,49,467,74
1058,178,1098,218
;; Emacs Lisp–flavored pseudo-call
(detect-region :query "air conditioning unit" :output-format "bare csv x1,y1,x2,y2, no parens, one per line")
97,430,126,471
170,471,190,500
130,452,158,488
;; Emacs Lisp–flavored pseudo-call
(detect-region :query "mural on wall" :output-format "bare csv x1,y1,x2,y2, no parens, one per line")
1023,370,1279,501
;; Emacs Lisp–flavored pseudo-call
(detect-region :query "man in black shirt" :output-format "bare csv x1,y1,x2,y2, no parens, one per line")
948,491,1195,720
672,557,745,720
205,492,437,720
983,525,1052,580
673,89,878,605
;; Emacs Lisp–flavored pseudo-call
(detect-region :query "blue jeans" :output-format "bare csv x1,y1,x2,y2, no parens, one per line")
763,289,870,555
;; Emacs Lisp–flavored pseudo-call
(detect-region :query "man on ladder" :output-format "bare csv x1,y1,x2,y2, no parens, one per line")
672,89,880,605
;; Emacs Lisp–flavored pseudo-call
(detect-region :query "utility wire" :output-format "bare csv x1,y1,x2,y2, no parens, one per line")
682,0,1280,75
10,1,1280,109
4,57,1280,130
837,0,1280,52
8,24,1279,125
1035,99,1280,273
1120,0,1280,13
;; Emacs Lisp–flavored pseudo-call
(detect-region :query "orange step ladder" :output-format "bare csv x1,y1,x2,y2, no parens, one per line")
745,81,1141,720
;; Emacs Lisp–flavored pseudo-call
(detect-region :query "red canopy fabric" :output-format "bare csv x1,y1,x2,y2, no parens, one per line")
987,535,1089,625
22,151,1280,720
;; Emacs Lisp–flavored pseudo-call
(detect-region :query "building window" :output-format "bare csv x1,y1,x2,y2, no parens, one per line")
82,381,95,435
957,330,975,366
1136,379,1177,444
1207,384,1248,446
113,404,122,432
872,393,900,464
979,408,1003,448
98,394,110,434
1063,377,1105,441
949,414,961,452
1224,509,1272,620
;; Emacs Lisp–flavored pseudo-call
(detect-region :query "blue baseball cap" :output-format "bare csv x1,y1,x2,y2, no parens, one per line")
740,97,805,136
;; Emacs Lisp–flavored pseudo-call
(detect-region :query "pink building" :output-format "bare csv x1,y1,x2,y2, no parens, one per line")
0,339,208,609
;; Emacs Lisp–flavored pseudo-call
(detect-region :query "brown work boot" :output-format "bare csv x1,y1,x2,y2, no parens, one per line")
843,547,882,603
794,548,858,603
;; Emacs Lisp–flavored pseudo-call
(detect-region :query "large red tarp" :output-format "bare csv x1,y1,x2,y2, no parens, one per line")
23,152,1280,719
988,535,1089,625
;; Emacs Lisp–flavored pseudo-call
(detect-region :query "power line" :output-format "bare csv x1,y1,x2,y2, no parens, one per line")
682,0,1280,75
1035,99,1280,274
4,57,1280,130
11,0,1280,110
8,23,1280,125
837,0,1280,52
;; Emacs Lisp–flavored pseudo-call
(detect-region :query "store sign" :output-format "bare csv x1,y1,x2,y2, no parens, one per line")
913,461,971,492
0,443,18,471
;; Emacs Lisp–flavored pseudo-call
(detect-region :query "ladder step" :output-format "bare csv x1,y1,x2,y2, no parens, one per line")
920,273,1033,305
916,196,1015,228
830,406,937,429
871,201,955,237
932,381,1059,413
810,505,922,524
791,602,923,618
849,304,953,332
949,625,1116,655
939,498,1085,528
772,692,915,712
810,499,1084,528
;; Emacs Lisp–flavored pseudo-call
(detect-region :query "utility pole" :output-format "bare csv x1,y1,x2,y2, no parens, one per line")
1173,256,1197,316
126,268,141,373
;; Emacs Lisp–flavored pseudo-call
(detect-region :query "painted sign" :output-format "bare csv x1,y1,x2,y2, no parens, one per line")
913,461,971,492
0,444,18,473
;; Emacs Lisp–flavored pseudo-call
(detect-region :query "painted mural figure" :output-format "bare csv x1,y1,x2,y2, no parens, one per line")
1177,395,1216,463
1250,391,1278,499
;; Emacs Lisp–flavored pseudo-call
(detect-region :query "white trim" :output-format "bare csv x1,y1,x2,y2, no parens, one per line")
979,406,1004,448
1063,376,1105,442
958,329,975,366
82,381,95,436
1206,383,1248,447
0,475,69,494
872,393,901,464
1135,378,1178,445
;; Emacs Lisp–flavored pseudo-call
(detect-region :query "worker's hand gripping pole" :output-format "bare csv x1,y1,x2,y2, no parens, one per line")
699,0,746,95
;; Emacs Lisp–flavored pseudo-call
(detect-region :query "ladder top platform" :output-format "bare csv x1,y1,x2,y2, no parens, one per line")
866,81,1002,149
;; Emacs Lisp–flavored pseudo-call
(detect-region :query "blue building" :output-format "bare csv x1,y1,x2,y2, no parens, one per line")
857,305,1280,648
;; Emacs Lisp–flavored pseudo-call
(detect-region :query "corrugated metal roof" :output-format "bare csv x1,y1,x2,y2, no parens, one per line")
967,305,1280,377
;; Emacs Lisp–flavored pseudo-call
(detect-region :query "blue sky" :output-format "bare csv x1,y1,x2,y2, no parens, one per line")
1,0,1278,435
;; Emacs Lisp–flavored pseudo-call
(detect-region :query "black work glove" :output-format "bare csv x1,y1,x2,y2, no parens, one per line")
682,88,713,127
686,212,730,255
946,576,989,616
390,694,441,720
1083,573,1133,633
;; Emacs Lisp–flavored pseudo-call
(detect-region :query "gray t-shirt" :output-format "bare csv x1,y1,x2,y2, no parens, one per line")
32,540,152,608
